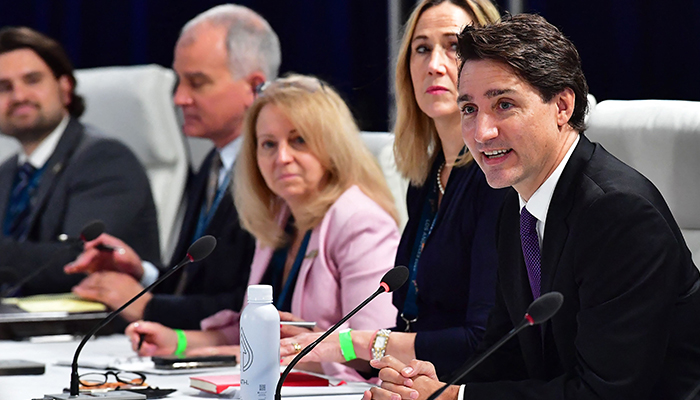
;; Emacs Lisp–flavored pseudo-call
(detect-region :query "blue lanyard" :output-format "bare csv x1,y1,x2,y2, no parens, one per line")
270,230,312,310
192,171,231,242
402,175,440,322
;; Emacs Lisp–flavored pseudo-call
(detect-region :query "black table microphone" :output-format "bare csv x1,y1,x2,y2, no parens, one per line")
1,220,107,299
425,291,564,400
275,265,409,400
43,235,217,399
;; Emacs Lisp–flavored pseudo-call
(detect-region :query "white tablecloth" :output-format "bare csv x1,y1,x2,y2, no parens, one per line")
0,334,371,400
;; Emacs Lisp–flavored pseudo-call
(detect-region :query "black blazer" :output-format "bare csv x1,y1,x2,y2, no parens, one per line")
464,135,700,399
393,155,506,376
143,150,255,329
0,118,160,295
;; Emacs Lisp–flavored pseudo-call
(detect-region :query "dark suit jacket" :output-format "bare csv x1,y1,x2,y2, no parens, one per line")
463,135,700,400
143,150,255,329
0,118,160,295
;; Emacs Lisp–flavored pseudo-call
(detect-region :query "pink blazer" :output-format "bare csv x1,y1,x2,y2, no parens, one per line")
201,185,400,380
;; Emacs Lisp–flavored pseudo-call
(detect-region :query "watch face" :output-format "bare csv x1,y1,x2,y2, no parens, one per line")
375,336,387,347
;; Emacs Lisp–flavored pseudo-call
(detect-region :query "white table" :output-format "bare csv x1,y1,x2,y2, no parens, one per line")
0,335,370,400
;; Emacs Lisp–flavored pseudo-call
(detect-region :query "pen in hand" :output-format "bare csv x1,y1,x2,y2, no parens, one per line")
95,243,117,252
280,321,316,329
137,334,145,352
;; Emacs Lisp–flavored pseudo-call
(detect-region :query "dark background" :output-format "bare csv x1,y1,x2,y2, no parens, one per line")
1,0,698,132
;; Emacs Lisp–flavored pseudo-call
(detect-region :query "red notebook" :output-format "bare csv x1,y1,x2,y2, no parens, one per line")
190,372,329,394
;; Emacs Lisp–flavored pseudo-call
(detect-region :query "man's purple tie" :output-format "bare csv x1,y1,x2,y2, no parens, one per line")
520,207,541,299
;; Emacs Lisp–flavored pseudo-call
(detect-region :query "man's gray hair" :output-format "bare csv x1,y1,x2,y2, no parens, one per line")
181,4,281,80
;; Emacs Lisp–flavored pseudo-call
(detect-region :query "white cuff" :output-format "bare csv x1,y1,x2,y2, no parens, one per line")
458,384,466,400
140,261,159,286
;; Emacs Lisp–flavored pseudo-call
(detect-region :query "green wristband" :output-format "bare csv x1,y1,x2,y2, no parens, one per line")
339,328,357,362
174,329,187,357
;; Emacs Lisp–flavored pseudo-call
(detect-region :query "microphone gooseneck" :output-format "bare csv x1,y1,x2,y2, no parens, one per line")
275,265,409,400
67,235,217,397
0,220,107,299
425,292,564,400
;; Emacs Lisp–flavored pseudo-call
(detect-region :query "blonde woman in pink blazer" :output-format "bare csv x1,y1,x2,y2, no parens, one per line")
125,75,400,381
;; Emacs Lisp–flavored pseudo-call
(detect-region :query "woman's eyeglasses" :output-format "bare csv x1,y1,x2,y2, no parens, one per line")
79,370,146,387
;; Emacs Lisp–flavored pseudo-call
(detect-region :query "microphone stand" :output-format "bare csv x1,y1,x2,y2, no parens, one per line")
275,285,386,400
426,292,564,400
275,265,409,400
426,319,530,400
44,235,216,399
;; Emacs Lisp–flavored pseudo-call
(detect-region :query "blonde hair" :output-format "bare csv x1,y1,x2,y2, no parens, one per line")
394,0,500,185
235,74,399,248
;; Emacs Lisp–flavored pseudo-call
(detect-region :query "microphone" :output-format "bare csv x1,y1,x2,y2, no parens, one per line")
425,291,564,400
0,220,106,298
43,235,217,399
65,220,116,252
76,220,106,243
275,265,409,400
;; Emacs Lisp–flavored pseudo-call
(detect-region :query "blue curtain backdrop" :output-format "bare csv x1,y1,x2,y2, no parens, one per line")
1,0,699,131
524,0,700,104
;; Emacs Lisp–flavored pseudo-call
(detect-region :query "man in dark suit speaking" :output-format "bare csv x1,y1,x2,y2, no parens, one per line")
366,14,700,400
0,27,159,296
64,4,273,329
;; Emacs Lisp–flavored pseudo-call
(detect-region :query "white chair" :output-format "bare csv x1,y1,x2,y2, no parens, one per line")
585,93,597,123
75,65,188,261
361,131,409,230
586,99,700,267
0,136,20,164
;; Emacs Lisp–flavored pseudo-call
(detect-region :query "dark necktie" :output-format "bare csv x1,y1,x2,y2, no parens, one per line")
520,207,541,299
4,162,38,240
205,152,222,213
174,153,222,296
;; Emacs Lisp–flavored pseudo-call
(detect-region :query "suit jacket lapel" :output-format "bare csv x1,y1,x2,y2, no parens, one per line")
25,119,83,236
0,156,19,228
184,186,234,283
540,136,595,293
539,136,595,344
184,155,239,285
169,150,215,266
290,228,320,315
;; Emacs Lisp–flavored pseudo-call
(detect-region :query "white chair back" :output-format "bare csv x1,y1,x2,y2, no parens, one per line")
75,65,188,260
360,131,408,230
586,99,700,267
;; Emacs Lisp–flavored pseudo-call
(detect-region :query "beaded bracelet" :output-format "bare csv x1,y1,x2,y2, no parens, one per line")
174,329,187,356
338,328,357,361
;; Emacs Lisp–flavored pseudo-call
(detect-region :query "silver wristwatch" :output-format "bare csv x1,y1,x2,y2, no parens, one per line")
371,329,391,360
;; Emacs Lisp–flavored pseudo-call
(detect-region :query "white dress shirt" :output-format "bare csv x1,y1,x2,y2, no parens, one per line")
18,115,69,168
518,134,580,247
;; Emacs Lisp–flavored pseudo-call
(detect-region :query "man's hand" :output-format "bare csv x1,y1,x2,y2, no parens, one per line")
64,233,144,280
363,356,457,400
72,271,151,322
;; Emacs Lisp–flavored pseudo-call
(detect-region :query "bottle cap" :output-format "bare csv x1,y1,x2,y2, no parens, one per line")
247,284,273,302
